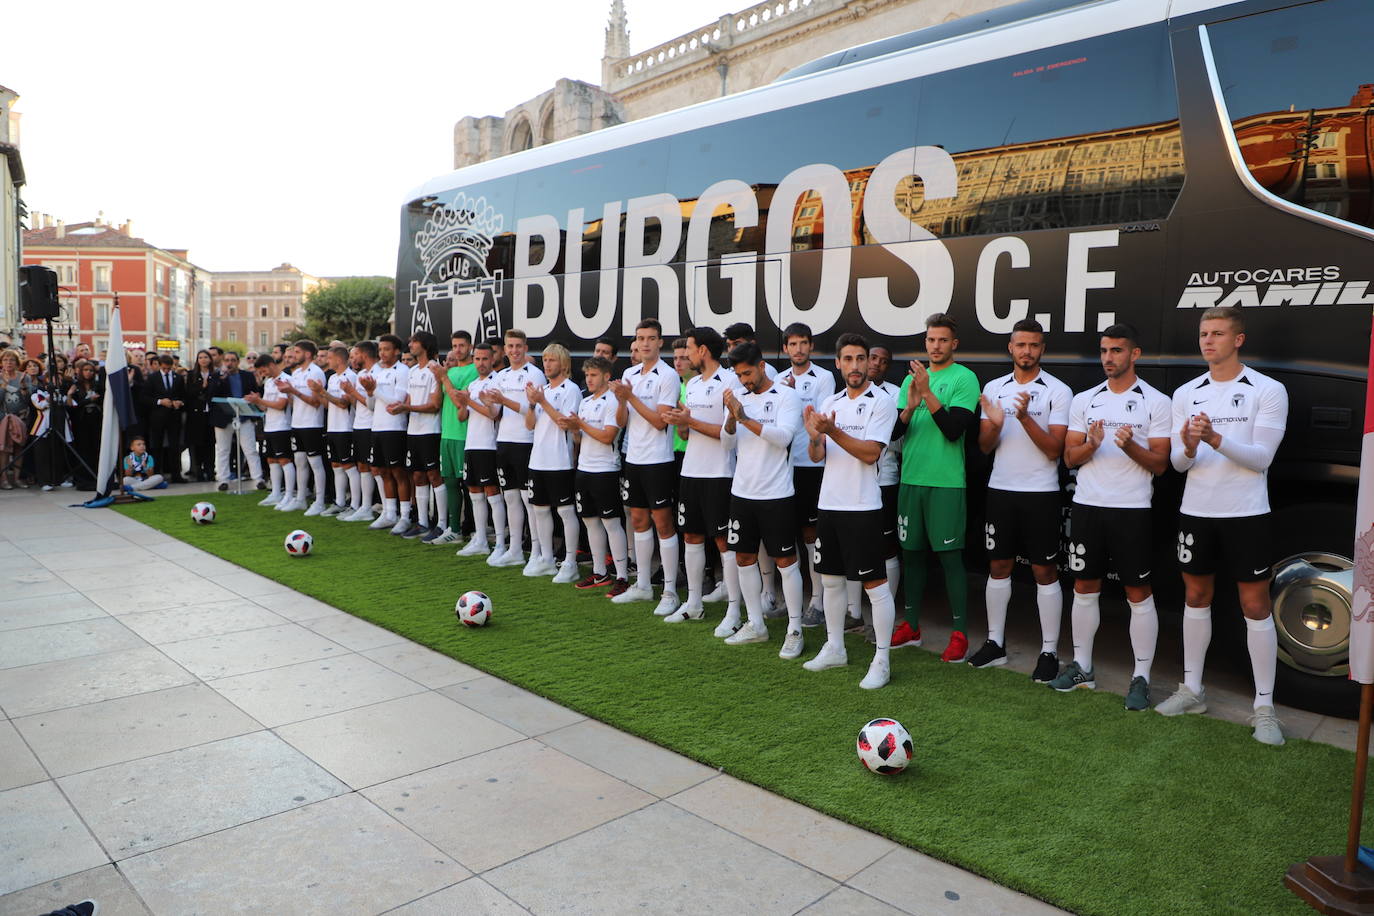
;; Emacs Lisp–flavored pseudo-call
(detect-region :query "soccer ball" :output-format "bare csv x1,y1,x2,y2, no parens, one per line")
284,529,313,557
455,590,491,627
190,501,216,524
856,718,913,775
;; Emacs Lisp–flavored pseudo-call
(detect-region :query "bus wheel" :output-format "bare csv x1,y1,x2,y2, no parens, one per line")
1269,503,1359,718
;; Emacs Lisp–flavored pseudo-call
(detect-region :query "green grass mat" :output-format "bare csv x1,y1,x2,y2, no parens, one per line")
119,494,1372,915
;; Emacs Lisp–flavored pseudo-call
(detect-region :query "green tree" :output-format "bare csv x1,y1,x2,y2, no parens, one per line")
294,276,395,344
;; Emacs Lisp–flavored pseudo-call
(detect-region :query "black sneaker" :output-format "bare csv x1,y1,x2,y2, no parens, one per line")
967,639,1008,668
400,523,426,539
256,479,268,490
844,617,866,633
420,526,444,543
1124,676,1151,711
1032,652,1060,683
217,482,229,492
42,902,97,916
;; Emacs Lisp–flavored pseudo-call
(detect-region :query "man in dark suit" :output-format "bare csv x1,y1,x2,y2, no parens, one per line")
210,350,265,490
143,354,187,483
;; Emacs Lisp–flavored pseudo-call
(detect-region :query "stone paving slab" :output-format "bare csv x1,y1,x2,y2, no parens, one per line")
0,486,1082,914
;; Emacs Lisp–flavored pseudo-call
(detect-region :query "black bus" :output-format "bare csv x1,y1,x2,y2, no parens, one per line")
396,0,1374,712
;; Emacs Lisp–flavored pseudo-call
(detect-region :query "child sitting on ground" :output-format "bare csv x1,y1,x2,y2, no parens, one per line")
122,436,167,491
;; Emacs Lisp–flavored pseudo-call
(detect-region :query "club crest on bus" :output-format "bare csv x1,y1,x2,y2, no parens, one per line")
409,193,505,341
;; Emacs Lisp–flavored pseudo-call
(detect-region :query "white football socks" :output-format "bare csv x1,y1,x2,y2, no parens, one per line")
359,468,375,510
1037,581,1062,655
821,573,848,647
1128,596,1158,681
503,490,525,553
1246,615,1278,709
383,496,398,520
487,493,507,550
985,576,1011,645
659,534,680,593
633,530,655,590
533,505,555,562
586,516,609,575
685,540,707,605
1182,605,1212,695
470,490,490,544
434,483,448,530
867,582,896,663
603,516,629,580
779,562,804,629
415,485,432,528
308,454,326,506
1071,591,1100,671
268,462,283,498
846,579,862,619
885,554,901,595
345,466,361,509
557,505,579,564
333,467,348,507
737,561,765,628
281,462,297,502
399,499,412,525
721,549,741,604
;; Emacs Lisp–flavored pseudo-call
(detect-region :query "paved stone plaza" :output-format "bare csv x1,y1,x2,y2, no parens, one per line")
0,486,1354,915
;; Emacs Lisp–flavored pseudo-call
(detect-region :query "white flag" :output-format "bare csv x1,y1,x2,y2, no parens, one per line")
95,307,131,497
1348,329,1374,684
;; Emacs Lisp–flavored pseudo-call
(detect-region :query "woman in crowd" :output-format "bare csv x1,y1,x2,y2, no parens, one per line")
67,359,104,490
19,358,45,485
184,349,216,481
0,349,30,489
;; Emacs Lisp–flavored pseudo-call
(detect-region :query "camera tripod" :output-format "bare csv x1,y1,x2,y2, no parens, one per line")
0,317,98,488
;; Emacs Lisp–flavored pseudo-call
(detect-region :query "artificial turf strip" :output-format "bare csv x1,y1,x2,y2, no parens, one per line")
121,494,1372,916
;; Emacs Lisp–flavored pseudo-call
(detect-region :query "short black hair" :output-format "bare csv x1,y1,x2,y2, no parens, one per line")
595,336,618,356
926,313,958,334
782,322,812,344
254,354,275,369
634,318,662,336
1011,318,1044,336
225,350,241,359
409,331,438,359
353,340,379,360
687,326,724,361
378,334,405,352
451,329,472,343
294,339,318,357
835,332,870,356
1100,323,1141,350
727,341,765,367
473,342,493,353
724,322,756,341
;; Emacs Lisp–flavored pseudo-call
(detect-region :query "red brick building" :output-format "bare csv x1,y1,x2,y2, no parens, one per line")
20,214,211,364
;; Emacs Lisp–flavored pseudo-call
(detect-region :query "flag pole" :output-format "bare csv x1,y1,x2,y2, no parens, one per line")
1348,684,1374,875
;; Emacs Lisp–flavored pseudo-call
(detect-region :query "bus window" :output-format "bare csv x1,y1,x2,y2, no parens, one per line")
1206,0,1374,230
909,23,1183,238
665,79,918,260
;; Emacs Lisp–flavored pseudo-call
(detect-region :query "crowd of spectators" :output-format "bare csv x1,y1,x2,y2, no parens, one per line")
0,339,304,492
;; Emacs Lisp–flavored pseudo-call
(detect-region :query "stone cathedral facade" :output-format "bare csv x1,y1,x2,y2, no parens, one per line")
452,0,1008,169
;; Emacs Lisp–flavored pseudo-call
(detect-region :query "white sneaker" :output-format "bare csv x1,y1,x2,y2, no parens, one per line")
653,592,682,617
524,556,558,577
803,642,849,671
761,591,777,613
859,656,891,689
713,613,741,638
552,560,580,584
485,545,510,567
610,583,654,604
389,516,411,535
665,600,705,623
274,497,298,511
493,548,526,568
1250,706,1285,746
1155,684,1207,717
428,528,463,545
724,621,769,645
369,513,397,530
259,493,281,507
702,581,727,603
344,507,375,523
303,502,325,517
458,539,491,557
779,629,805,659
321,503,347,517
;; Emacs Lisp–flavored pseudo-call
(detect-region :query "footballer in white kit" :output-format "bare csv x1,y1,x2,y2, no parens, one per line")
566,355,630,595
277,340,328,514
457,343,509,559
972,319,1072,682
247,353,295,506
610,319,684,616
319,344,361,517
482,329,546,567
365,334,414,533
395,332,447,541
801,332,899,689
718,341,806,654
523,343,584,581
1056,324,1172,709
1159,307,1289,746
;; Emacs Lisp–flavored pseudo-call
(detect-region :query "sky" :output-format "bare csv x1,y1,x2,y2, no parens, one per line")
6,0,728,278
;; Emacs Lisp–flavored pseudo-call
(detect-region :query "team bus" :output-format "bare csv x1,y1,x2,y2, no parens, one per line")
397,0,1373,713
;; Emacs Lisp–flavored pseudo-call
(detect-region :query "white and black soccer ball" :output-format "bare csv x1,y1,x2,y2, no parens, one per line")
284,529,313,557
455,590,491,627
190,501,216,524
856,718,913,775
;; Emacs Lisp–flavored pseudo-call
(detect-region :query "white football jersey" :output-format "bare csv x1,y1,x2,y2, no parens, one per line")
817,384,897,512
982,369,1072,493
261,376,292,432
405,361,441,436
529,378,582,471
463,374,499,450
325,368,357,433
782,364,837,468
287,362,327,429
680,367,744,479
1069,378,1171,509
876,380,903,487
621,358,680,466
576,390,621,473
721,383,801,501
352,365,375,430
369,360,411,433
494,361,546,444
1171,366,1287,518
